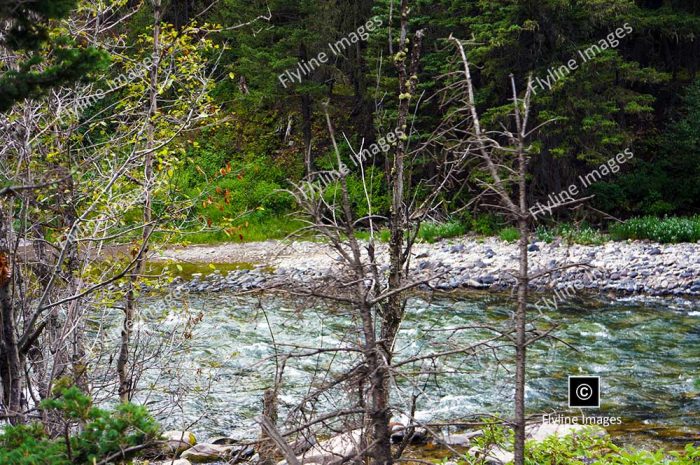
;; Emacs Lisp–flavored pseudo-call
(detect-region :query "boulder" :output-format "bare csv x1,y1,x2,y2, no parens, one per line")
290,435,318,455
278,429,364,465
436,430,482,447
468,445,514,465
161,431,196,455
465,279,488,289
390,426,428,444
180,444,235,463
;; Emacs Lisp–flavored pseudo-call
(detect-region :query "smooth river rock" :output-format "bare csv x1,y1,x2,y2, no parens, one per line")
180,444,235,463
468,445,514,465
161,430,197,455
278,429,364,465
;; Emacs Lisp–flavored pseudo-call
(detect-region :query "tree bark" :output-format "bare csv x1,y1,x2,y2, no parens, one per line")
513,74,531,465
514,216,528,465
299,42,313,175
0,203,22,423
0,261,22,424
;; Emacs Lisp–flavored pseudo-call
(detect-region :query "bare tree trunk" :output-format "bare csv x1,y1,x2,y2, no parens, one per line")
353,299,390,465
369,3,423,465
323,104,394,465
0,206,22,423
258,388,279,465
299,43,313,175
0,268,22,424
513,74,531,465
514,216,528,464
118,0,161,403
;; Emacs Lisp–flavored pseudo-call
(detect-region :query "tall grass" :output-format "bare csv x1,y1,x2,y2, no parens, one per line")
162,216,308,244
610,216,700,243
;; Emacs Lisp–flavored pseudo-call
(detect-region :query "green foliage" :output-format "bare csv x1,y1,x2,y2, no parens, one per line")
0,423,69,465
535,225,556,244
610,216,700,243
418,221,468,243
499,227,520,243
557,224,609,245
533,223,608,245
455,426,699,465
525,432,699,465
0,0,109,112
167,216,308,244
523,429,613,465
163,0,700,238
609,79,700,215
470,214,502,236
0,387,160,465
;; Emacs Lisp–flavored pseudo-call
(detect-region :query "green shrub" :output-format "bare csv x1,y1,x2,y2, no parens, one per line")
525,432,699,465
456,425,699,465
499,227,520,243
0,387,160,465
610,216,700,243
418,221,468,243
558,224,609,245
471,213,501,236
535,225,556,243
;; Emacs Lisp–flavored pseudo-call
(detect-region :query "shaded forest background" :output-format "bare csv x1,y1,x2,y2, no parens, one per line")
5,0,700,240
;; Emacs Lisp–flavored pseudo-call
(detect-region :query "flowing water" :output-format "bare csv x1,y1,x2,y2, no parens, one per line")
113,291,699,447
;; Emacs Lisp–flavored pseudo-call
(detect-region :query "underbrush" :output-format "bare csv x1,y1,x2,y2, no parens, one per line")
158,216,308,244
455,425,699,465
418,221,469,243
610,216,700,243
0,386,160,465
160,215,700,246
535,223,609,245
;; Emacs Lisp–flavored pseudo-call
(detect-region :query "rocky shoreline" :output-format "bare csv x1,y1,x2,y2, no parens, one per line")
153,237,700,298
150,422,600,465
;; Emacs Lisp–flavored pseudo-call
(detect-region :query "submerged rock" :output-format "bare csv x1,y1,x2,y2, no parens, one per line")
209,436,237,445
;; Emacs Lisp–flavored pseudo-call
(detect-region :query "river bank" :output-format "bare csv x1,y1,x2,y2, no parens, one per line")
152,237,700,297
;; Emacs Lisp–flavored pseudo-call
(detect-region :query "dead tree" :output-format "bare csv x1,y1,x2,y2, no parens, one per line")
440,35,590,465
272,3,505,464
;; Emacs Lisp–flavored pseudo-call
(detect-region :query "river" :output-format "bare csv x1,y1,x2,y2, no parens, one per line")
103,291,699,447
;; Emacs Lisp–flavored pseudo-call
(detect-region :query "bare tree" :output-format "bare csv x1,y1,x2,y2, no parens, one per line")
262,3,507,465
0,0,244,422
439,35,593,465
